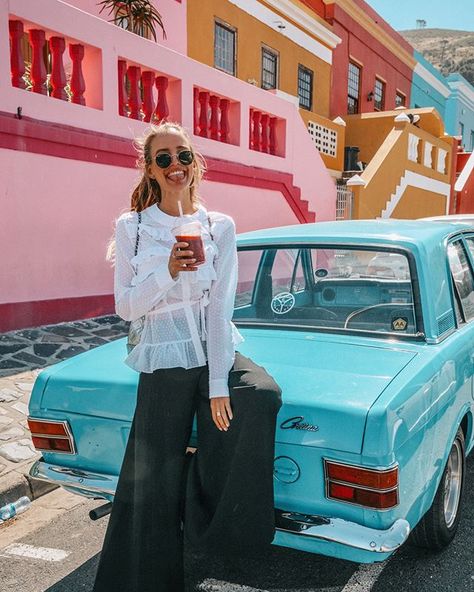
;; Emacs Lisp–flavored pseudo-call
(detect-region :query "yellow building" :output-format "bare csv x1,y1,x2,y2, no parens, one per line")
187,0,345,174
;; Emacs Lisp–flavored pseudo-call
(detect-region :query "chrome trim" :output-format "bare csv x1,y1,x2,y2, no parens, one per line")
323,459,399,510
275,510,410,553
28,417,77,455
29,460,116,497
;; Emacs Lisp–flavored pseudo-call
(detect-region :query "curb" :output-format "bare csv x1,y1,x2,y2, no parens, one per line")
0,461,58,508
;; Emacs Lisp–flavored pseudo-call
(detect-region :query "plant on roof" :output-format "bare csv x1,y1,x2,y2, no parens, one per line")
97,0,166,42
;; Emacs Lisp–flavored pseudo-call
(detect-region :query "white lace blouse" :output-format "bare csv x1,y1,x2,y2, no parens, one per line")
114,203,244,398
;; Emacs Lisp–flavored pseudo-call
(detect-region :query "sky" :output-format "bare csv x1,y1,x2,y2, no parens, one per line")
366,0,474,32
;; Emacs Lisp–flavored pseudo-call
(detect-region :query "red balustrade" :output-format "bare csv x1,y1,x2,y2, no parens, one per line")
198,91,209,138
193,87,200,134
220,99,229,143
250,109,278,155
9,20,25,89
209,95,219,140
261,113,269,154
69,44,86,105
141,71,155,122
127,65,141,119
194,88,233,144
8,20,90,107
117,60,127,116
29,29,47,95
252,110,261,152
49,37,67,101
155,76,169,122
269,117,277,156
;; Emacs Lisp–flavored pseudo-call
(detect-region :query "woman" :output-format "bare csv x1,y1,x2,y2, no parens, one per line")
92,122,282,592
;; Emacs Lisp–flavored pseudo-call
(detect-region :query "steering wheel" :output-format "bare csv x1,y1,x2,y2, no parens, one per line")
344,303,413,330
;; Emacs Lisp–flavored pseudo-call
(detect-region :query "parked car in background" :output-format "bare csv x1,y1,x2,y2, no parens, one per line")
28,219,474,564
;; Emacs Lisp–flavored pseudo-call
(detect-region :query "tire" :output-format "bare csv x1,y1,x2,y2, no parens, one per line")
411,426,466,550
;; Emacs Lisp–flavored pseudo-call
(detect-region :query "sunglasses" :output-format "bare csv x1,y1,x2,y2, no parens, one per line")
154,150,194,169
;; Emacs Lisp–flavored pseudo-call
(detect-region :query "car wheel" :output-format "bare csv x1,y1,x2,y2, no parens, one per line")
411,426,466,550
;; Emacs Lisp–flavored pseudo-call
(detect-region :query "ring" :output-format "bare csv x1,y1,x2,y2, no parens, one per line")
216,412,221,416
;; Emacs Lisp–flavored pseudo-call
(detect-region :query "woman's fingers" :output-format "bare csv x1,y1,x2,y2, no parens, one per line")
169,242,197,273
210,397,232,431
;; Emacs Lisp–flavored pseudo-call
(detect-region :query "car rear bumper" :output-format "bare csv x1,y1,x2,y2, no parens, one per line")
30,460,410,561
275,510,410,557
30,459,117,502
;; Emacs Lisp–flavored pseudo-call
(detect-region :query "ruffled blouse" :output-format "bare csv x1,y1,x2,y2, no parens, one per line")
113,203,244,398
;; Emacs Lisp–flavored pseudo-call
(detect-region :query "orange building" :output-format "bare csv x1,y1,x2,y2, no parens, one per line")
187,0,345,175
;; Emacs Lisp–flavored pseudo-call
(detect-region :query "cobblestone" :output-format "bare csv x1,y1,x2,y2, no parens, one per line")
0,314,127,490
0,439,38,463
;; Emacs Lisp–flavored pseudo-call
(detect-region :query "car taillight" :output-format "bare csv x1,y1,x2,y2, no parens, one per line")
27,418,75,454
324,460,398,510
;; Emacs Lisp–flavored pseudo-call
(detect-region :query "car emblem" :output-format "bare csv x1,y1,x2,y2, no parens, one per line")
280,416,319,432
271,292,295,315
392,317,408,331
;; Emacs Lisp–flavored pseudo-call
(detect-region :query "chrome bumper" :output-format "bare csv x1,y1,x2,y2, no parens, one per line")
29,460,117,501
275,510,410,553
31,461,410,554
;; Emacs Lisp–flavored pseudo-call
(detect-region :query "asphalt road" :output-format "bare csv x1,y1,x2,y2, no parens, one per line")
0,456,473,592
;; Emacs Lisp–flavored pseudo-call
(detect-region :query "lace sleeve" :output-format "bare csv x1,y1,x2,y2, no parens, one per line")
206,216,238,398
114,216,177,321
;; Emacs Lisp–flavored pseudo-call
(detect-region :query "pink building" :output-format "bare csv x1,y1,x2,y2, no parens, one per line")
1,0,337,332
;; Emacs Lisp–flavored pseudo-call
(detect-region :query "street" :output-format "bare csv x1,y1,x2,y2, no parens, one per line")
1,454,473,592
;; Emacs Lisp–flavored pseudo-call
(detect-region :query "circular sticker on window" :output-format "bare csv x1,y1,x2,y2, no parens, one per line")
271,292,295,315
392,317,408,331
315,268,328,278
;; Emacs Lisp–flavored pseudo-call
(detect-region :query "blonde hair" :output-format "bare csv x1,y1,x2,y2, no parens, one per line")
131,121,206,212
107,122,206,262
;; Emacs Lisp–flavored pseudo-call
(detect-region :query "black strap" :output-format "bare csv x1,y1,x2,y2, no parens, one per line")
134,211,142,257
207,213,214,242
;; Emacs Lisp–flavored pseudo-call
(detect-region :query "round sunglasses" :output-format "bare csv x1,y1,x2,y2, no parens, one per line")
154,150,194,169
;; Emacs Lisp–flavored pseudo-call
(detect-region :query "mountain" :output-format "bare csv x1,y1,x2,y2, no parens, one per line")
401,29,474,86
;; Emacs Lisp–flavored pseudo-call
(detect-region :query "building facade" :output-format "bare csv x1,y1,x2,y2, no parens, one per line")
410,50,450,121
1,0,337,331
186,0,345,174
445,74,474,151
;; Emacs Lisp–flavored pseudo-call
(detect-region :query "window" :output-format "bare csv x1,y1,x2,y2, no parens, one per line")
459,122,464,143
233,247,417,336
298,65,313,111
214,21,236,75
395,92,406,108
261,47,278,90
374,78,385,111
470,130,474,151
448,240,474,322
347,62,361,114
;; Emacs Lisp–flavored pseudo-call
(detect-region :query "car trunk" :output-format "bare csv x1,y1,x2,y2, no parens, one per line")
33,330,416,475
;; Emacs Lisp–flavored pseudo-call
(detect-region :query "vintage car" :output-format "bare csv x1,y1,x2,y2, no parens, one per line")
28,219,474,564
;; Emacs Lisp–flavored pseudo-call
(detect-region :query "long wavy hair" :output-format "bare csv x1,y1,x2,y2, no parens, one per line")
131,122,206,213
107,122,206,262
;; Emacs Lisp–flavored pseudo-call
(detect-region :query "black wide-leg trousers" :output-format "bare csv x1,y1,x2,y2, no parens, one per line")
92,352,282,592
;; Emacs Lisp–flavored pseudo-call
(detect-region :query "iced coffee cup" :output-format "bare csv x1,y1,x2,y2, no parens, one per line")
173,219,205,265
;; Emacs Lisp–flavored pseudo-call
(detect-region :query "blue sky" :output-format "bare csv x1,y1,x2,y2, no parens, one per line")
367,0,474,32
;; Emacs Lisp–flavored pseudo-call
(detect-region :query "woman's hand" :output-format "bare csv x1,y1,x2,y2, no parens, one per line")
168,241,198,279
210,397,233,431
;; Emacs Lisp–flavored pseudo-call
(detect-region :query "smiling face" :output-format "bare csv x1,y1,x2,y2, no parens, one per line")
147,129,194,195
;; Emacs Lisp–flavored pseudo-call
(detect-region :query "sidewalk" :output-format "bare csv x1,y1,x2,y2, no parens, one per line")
0,315,128,508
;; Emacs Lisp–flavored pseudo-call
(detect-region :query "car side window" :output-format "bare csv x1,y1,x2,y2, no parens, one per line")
447,240,474,322
271,249,305,295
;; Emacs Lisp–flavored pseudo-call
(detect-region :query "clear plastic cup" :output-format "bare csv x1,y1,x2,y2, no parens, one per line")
173,219,205,265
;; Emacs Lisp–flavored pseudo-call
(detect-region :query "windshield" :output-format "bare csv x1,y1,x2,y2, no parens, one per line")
233,247,418,336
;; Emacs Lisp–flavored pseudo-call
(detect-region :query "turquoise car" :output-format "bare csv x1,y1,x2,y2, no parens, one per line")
28,219,474,564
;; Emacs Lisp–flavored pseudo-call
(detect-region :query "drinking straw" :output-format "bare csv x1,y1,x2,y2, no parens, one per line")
178,200,184,217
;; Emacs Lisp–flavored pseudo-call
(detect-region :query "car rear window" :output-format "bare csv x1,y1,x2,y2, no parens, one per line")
234,247,418,336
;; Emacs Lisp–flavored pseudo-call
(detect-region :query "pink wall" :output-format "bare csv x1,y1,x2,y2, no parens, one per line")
1,149,300,305
61,0,187,54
